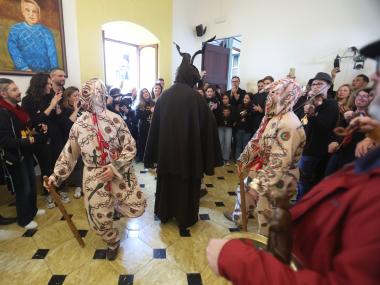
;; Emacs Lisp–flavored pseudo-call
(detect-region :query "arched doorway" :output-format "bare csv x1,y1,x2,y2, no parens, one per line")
102,21,159,93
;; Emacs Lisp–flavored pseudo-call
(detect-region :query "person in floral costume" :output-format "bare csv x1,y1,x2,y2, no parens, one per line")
45,78,146,260
224,78,305,236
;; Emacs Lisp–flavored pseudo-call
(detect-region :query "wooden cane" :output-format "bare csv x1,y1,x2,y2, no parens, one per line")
43,177,85,247
239,173,248,232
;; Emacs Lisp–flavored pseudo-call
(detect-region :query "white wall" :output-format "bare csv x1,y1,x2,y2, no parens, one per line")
173,0,380,92
172,0,204,83
4,0,81,95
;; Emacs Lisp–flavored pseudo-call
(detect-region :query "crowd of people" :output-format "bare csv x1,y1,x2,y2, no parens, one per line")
1,38,379,280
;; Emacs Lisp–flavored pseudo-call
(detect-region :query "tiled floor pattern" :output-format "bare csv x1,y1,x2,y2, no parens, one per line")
0,163,259,285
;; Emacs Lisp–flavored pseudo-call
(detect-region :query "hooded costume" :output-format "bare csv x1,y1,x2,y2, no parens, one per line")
49,79,146,249
143,40,223,229
232,78,306,235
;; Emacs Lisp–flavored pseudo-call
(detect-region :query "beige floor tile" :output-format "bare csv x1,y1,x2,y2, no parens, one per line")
134,259,187,285
45,239,95,274
0,252,51,285
109,237,153,274
139,221,181,249
33,221,75,250
64,261,120,285
166,237,209,273
0,237,39,260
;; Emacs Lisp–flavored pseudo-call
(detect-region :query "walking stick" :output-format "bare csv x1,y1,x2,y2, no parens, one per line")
239,173,248,232
43,177,85,247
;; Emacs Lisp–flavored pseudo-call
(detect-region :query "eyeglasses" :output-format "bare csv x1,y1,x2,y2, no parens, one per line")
311,82,325,87
231,80,239,83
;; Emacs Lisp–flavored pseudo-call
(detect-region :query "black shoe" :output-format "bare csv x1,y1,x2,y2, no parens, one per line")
0,215,17,225
106,243,120,261
113,211,122,221
200,188,208,198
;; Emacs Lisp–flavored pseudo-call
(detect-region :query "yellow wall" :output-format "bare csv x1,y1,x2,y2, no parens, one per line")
76,0,172,84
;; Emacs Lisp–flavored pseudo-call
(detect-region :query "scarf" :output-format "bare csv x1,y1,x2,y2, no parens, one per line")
0,98,30,127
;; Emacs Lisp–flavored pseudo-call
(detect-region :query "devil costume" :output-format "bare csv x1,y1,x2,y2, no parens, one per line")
144,40,223,229
49,79,146,249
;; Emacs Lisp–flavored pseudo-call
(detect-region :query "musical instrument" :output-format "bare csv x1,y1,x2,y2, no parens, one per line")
300,94,324,125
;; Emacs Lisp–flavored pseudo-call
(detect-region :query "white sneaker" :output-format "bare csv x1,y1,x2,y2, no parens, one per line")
74,187,82,199
46,195,56,209
60,192,71,203
36,209,46,216
24,221,38,229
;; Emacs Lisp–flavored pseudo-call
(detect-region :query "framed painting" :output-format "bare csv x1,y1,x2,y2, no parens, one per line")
0,0,67,75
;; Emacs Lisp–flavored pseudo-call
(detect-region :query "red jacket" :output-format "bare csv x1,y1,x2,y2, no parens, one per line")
219,161,380,285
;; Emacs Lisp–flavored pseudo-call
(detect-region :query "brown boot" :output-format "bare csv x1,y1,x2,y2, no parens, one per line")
106,242,120,261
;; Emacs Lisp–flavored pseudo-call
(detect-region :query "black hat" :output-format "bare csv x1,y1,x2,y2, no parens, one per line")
360,40,380,59
311,72,332,85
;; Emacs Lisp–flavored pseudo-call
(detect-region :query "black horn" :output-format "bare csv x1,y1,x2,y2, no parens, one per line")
191,36,216,64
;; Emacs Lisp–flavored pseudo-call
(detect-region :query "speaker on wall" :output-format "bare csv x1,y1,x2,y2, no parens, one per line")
195,24,207,37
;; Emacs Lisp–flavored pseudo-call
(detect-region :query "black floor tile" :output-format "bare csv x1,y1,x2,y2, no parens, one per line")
215,201,225,207
153,248,166,259
78,230,88,238
118,274,134,285
179,228,191,237
229,227,240,232
32,249,49,259
187,273,203,285
227,191,237,196
93,249,107,259
48,275,66,285
205,184,213,188
60,214,73,221
22,229,38,237
217,176,225,180
139,184,145,188
199,214,210,220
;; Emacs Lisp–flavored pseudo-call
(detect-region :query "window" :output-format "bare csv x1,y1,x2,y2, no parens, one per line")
102,31,158,93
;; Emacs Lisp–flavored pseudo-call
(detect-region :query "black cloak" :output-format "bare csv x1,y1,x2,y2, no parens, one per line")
143,40,222,228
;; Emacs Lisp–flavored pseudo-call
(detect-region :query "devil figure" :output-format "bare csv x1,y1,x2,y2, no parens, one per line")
144,38,223,230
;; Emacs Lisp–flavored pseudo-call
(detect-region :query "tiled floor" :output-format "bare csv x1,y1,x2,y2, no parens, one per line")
0,163,260,285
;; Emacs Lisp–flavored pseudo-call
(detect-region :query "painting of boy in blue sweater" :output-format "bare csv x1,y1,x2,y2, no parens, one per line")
7,0,59,72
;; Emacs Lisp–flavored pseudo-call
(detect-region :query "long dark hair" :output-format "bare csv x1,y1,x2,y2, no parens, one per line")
135,88,153,109
151,83,163,100
26,73,50,100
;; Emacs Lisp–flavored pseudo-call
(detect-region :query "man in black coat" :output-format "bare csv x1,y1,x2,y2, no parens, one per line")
296,72,339,200
144,45,223,230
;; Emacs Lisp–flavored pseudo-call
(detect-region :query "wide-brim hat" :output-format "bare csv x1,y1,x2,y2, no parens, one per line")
311,72,332,85
360,40,380,59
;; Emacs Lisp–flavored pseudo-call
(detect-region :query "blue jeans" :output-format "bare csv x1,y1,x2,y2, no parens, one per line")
235,129,252,160
218,127,232,161
296,155,325,201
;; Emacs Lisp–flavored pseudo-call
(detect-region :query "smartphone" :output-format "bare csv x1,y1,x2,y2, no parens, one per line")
334,55,340,72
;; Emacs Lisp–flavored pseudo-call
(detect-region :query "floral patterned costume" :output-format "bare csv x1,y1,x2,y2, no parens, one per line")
234,78,306,236
50,79,146,248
